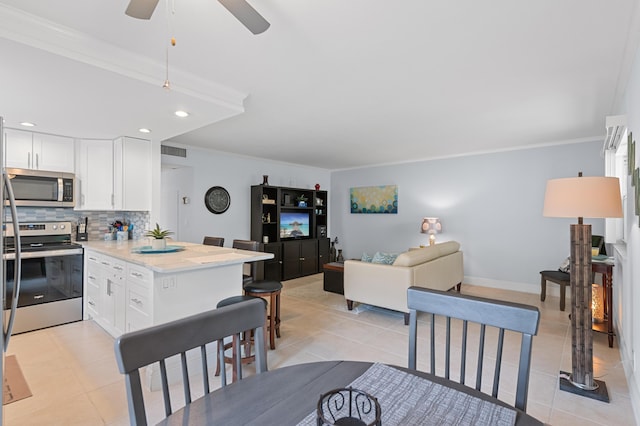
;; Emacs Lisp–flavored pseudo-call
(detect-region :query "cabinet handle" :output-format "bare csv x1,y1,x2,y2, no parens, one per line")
88,301,95,306
114,266,123,271
89,256,97,261
131,298,142,304
300,257,305,261
101,261,109,265
132,272,143,278
111,194,114,207
35,153,39,169
107,279,112,295
27,152,31,169
88,275,95,280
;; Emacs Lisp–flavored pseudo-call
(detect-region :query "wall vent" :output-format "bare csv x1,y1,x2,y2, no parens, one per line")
161,145,187,158
603,115,627,152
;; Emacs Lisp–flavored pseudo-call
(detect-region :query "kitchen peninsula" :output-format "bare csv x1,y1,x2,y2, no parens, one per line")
82,240,273,338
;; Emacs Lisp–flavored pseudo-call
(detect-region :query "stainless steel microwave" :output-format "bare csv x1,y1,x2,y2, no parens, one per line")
4,168,75,207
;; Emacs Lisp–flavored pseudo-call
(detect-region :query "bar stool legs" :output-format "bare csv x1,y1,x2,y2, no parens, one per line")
245,288,281,350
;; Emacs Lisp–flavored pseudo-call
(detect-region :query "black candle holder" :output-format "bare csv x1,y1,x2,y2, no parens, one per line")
316,387,381,426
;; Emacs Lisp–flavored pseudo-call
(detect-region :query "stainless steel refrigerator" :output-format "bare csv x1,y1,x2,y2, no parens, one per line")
1,117,23,425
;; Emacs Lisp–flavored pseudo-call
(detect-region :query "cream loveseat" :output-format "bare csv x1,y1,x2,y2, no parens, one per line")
344,241,463,324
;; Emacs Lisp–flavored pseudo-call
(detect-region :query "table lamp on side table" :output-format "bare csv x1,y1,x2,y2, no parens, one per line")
420,217,442,246
543,173,622,402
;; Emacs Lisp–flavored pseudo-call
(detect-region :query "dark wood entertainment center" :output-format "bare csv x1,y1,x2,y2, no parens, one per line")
251,184,330,280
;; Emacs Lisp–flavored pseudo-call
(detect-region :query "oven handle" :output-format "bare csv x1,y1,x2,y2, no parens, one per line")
4,171,22,350
3,248,84,260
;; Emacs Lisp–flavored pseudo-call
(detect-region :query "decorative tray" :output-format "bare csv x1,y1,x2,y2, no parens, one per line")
592,255,609,261
131,245,185,254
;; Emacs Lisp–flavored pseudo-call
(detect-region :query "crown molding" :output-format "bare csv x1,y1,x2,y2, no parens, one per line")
0,3,246,112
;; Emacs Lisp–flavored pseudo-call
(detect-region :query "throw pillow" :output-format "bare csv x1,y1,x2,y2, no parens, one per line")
371,252,399,265
361,252,373,262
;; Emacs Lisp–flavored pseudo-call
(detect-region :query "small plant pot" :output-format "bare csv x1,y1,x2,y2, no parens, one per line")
151,238,167,250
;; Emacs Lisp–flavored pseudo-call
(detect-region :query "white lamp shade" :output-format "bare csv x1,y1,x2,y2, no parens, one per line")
543,176,623,218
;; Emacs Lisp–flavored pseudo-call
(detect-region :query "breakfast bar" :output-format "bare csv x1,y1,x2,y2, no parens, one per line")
82,240,273,338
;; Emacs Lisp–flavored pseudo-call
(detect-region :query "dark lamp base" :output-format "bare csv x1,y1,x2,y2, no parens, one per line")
559,371,610,402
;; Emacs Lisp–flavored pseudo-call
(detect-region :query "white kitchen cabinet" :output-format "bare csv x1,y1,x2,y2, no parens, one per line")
113,137,151,211
4,128,74,172
84,253,126,336
75,137,150,211
75,139,114,210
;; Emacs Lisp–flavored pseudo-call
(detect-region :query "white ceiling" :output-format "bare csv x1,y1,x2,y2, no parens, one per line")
1,0,638,169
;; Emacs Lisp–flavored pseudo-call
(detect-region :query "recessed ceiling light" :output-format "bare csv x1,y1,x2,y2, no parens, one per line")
20,122,36,127
175,110,189,118
139,128,152,134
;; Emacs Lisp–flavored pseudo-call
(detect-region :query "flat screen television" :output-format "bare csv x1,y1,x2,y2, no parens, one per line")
280,211,310,239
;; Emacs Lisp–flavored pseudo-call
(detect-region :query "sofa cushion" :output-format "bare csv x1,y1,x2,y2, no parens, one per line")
393,241,460,267
361,252,373,262
371,252,399,264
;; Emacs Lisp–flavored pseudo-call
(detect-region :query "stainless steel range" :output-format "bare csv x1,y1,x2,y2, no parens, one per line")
3,221,83,334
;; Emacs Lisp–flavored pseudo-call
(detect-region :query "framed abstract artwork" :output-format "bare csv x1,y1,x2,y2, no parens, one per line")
350,185,398,214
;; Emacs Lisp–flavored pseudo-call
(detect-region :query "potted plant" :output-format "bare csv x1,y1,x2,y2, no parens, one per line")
145,223,174,250
297,194,308,207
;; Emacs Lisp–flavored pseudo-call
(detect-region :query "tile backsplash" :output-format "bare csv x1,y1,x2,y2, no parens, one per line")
6,207,150,241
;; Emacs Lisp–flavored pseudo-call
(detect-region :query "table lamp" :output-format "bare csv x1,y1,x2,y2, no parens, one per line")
420,217,442,246
543,173,622,402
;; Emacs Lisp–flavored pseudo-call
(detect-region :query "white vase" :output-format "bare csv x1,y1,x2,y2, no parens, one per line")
151,238,166,250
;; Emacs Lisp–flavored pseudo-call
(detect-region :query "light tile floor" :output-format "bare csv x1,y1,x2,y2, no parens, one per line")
4,274,636,425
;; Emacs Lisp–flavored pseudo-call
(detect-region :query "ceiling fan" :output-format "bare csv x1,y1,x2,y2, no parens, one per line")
125,0,270,34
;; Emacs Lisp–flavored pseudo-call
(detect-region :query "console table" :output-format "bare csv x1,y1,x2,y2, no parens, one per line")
592,261,614,348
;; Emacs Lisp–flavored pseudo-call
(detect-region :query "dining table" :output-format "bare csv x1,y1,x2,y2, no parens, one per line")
157,360,543,425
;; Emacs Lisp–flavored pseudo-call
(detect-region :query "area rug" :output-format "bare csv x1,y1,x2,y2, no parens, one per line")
3,355,32,405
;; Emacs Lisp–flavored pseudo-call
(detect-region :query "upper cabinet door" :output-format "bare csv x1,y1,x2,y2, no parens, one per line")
4,128,33,169
76,139,114,211
32,133,75,172
4,128,74,172
113,137,151,211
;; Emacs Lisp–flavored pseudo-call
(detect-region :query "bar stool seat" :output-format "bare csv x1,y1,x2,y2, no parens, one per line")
244,280,282,350
540,270,570,311
214,295,267,381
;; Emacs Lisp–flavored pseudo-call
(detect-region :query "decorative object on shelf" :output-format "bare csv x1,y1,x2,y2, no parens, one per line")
543,172,622,402
145,223,174,250
350,185,398,214
420,217,442,246
329,241,336,262
262,175,269,185
315,387,381,426
336,249,344,262
297,194,308,207
262,194,275,204
315,183,320,190
204,186,231,214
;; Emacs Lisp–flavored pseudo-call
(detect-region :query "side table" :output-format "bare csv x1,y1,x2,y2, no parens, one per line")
323,262,344,294
592,261,615,348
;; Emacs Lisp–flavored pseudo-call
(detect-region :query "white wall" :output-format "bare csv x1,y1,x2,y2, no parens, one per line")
330,141,604,294
618,26,640,422
160,145,331,245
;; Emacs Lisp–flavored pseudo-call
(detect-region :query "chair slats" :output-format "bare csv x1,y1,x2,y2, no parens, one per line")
407,287,540,412
115,298,268,426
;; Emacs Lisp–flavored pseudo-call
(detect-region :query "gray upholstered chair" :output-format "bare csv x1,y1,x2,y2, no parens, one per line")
114,298,267,426
203,236,225,246
407,286,540,412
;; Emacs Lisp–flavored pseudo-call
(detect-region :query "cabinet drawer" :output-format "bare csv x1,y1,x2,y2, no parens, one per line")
127,284,151,316
128,264,152,288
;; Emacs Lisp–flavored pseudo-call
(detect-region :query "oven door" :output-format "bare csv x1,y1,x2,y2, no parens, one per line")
3,248,83,333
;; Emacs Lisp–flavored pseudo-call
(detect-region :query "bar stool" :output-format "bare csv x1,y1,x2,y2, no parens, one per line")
244,280,282,350
214,295,267,381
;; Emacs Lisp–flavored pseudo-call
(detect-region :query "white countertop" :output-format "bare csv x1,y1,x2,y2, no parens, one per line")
82,240,274,273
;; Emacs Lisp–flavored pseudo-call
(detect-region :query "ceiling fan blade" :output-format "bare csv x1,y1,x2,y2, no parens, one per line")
125,0,160,19
218,0,270,35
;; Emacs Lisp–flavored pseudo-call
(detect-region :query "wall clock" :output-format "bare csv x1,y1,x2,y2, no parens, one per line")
204,186,231,214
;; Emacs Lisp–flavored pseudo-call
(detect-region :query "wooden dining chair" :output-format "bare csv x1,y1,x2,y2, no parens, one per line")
407,286,540,412
203,236,225,246
114,298,267,426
